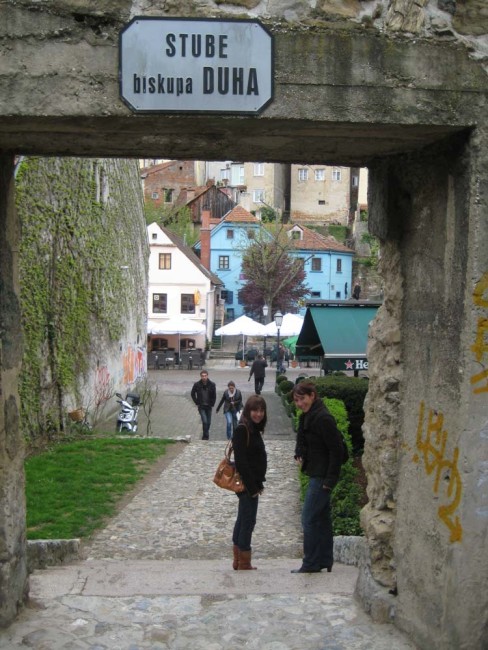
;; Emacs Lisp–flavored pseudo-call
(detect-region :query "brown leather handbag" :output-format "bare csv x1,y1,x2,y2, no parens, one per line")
213,441,246,493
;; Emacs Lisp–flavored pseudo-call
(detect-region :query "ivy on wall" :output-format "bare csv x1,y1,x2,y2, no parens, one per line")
15,157,148,440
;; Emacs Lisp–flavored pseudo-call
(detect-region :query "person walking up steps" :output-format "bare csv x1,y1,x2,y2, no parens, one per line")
216,380,243,440
191,370,216,440
232,394,268,571
248,353,267,395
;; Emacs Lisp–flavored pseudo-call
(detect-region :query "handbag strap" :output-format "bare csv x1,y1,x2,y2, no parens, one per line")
227,423,250,459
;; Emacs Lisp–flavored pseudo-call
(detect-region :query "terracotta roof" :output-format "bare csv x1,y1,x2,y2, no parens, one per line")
222,205,259,223
285,225,354,254
140,160,179,177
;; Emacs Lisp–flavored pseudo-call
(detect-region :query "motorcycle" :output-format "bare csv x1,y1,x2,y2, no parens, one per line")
115,392,141,433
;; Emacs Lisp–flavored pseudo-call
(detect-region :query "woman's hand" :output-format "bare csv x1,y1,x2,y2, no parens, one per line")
295,456,303,466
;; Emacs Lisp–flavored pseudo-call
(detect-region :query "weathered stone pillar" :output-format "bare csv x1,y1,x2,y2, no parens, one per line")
0,154,28,626
358,133,488,648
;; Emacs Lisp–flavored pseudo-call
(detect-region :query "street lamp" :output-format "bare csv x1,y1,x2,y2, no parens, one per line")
262,304,269,358
274,310,283,375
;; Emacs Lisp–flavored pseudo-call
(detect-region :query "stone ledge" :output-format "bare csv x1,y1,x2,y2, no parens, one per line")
334,535,367,566
27,539,81,573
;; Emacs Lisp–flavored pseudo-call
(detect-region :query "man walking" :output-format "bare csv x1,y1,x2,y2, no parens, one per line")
248,354,268,395
191,370,217,440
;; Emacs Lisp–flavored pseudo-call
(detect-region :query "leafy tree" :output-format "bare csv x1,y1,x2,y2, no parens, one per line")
144,203,198,247
260,205,277,223
238,227,310,318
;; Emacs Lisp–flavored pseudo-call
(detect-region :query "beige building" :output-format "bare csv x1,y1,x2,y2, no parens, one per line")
290,164,355,225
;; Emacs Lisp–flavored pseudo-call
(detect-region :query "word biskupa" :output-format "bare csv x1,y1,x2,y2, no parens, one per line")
133,67,259,97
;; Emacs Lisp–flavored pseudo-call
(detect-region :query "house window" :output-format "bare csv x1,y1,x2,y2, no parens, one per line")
314,169,325,181
151,192,159,199
220,167,230,181
159,253,171,270
336,258,342,273
225,290,233,305
291,230,302,240
247,229,255,240
298,168,308,182
318,200,325,205
311,257,322,271
152,293,167,313
253,189,265,203
226,229,234,239
164,188,174,202
311,291,321,298
254,163,264,176
181,293,195,314
332,168,342,181
151,232,157,240
219,255,230,269
352,175,359,187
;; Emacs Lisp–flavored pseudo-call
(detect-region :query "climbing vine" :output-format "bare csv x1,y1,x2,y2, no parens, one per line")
16,157,148,441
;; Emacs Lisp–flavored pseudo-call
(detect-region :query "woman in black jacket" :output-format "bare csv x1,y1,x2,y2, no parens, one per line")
232,394,267,570
291,381,344,573
215,381,243,440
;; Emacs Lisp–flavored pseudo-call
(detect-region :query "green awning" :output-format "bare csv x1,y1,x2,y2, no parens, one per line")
296,303,380,372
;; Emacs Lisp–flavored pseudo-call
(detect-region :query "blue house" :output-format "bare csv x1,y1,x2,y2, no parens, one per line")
195,207,354,320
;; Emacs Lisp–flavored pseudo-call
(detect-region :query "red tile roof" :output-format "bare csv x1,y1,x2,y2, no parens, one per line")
222,206,260,223
285,225,354,253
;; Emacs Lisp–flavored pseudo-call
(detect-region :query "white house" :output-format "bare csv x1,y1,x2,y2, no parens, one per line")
147,222,223,352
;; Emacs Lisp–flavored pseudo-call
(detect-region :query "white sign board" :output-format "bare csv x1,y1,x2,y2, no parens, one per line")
119,17,274,114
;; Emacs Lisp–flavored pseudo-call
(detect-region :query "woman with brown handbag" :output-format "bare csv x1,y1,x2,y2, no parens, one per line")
231,394,268,570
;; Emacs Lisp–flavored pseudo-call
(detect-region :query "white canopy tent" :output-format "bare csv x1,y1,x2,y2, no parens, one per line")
263,313,304,338
215,315,267,358
147,318,206,354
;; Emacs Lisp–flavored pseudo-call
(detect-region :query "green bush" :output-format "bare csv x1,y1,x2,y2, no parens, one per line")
279,380,294,395
312,376,369,453
295,397,362,536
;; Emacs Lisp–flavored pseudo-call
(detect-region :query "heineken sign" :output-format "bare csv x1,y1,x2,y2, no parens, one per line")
119,17,274,114
323,357,369,372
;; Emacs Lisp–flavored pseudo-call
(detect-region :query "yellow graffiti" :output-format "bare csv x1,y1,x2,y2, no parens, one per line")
471,273,488,394
414,401,463,543
473,271,488,308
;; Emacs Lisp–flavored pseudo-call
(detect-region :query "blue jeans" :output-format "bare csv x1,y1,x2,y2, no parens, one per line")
224,410,238,440
232,492,259,551
198,406,212,438
301,477,333,570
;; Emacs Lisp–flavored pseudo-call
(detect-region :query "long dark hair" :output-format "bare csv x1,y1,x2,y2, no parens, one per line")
240,394,267,430
291,380,318,400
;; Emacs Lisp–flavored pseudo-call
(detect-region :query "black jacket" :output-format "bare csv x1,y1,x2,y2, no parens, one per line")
294,398,343,490
249,358,267,380
190,379,216,408
233,420,267,496
216,388,243,414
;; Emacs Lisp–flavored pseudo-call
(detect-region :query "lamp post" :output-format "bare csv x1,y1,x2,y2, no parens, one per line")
262,304,269,358
274,310,283,376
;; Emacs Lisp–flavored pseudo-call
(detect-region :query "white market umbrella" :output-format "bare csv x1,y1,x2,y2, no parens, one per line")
147,317,206,354
264,313,304,338
215,315,267,358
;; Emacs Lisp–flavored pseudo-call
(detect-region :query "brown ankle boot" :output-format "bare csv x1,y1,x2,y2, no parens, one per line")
237,549,257,570
232,545,239,570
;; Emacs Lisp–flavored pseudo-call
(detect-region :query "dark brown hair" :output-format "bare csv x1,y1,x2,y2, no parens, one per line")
241,394,267,430
291,380,318,400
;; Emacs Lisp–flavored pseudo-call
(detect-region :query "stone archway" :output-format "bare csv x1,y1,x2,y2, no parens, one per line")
1,4,487,649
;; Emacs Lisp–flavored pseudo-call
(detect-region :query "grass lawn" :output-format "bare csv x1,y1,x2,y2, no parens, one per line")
25,437,174,540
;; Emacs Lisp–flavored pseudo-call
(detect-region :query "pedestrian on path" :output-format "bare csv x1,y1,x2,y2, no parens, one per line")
291,380,344,574
215,380,243,440
248,353,267,394
190,370,216,440
232,394,268,571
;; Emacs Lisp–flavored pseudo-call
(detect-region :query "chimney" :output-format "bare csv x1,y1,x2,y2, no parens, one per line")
200,209,211,270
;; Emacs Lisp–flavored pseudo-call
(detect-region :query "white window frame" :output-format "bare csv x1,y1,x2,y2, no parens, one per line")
151,191,159,199
332,167,342,181
253,163,264,176
253,189,265,203
298,168,309,182
314,169,325,181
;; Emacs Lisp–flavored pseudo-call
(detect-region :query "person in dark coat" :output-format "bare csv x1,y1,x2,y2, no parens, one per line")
190,370,216,440
248,354,268,395
215,380,243,440
232,394,267,571
291,380,344,573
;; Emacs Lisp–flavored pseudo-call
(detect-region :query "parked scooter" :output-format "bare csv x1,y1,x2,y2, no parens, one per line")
115,392,141,433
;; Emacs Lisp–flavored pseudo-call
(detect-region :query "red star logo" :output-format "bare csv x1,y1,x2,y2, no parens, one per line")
345,360,354,370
